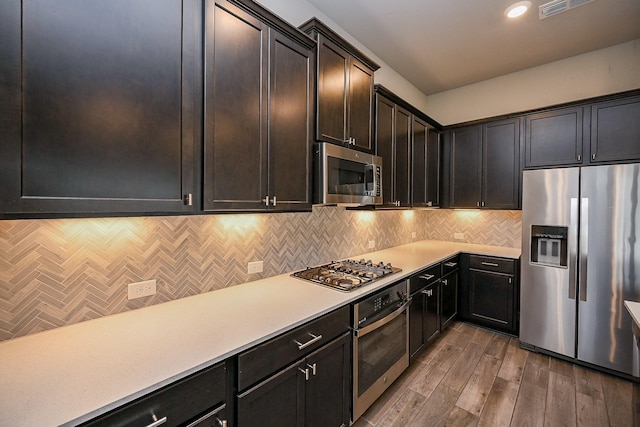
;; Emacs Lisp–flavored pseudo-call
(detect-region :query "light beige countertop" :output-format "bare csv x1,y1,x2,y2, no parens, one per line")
0,240,520,427
625,301,640,330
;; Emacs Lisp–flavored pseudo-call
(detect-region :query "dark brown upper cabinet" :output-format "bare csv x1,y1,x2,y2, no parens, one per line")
300,18,380,153
203,0,315,212
589,95,640,164
375,94,412,208
524,106,584,168
412,117,440,208
0,0,201,218
448,118,521,209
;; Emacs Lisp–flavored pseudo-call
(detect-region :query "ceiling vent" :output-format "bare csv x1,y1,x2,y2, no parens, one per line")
539,0,595,19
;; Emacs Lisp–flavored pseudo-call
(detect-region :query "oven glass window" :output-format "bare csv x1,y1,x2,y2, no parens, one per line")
328,157,368,195
357,313,407,396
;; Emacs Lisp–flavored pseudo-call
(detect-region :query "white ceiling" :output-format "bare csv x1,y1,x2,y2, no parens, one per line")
305,0,640,95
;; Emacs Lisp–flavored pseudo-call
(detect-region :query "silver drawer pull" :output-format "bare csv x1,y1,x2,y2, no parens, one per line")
444,262,458,268
299,367,310,381
146,416,168,427
294,333,323,350
307,362,317,376
421,289,433,297
419,274,435,280
481,262,499,267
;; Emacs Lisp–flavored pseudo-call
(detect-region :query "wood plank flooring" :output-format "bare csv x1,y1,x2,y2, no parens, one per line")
352,321,640,427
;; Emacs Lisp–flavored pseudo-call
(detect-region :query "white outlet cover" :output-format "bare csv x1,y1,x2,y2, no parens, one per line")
454,232,465,240
368,240,375,249
411,232,417,239
248,261,264,274
127,279,157,300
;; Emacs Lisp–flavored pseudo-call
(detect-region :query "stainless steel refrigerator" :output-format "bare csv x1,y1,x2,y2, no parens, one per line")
520,163,640,378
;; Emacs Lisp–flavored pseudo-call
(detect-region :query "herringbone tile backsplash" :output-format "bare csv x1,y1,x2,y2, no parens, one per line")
0,208,520,341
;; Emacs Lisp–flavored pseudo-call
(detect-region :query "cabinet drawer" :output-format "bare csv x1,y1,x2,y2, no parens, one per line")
442,256,460,275
82,362,226,427
238,306,350,391
409,264,440,294
469,255,515,274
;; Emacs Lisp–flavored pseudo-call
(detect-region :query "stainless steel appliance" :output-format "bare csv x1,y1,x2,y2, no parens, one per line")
291,259,401,292
313,142,383,205
520,164,640,378
352,280,410,421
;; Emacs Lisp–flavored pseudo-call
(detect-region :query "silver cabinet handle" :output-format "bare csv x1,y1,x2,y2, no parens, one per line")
444,262,458,268
419,274,435,281
442,279,448,286
271,196,277,206
577,154,582,161
421,289,433,297
294,333,323,350
481,262,499,267
299,367,310,381
184,193,193,206
264,195,269,206
145,416,167,427
579,197,589,301
307,363,317,376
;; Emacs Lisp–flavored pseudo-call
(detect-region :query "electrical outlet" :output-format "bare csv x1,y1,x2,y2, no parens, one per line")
248,261,264,274
411,232,417,239
454,232,465,240
127,279,157,300
368,240,375,249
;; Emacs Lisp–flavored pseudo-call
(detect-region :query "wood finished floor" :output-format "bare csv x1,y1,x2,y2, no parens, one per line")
352,321,640,427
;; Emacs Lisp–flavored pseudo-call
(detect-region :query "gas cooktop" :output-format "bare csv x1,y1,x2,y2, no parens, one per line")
291,259,402,292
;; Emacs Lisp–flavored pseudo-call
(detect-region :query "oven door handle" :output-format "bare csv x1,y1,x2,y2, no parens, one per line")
354,298,412,338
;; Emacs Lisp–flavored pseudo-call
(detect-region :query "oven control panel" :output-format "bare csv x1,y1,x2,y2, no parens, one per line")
354,280,408,328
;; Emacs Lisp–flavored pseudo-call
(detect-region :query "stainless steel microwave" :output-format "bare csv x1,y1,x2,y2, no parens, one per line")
313,142,383,205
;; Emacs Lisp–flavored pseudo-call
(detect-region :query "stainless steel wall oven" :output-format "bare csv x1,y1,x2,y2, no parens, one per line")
352,280,410,421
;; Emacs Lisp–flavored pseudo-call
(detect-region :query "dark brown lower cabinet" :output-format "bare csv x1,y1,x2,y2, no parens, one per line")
81,361,228,427
469,270,515,332
462,254,519,335
409,279,440,359
237,332,351,427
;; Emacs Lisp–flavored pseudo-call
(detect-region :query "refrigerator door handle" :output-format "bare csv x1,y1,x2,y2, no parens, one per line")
569,197,579,300
579,197,589,301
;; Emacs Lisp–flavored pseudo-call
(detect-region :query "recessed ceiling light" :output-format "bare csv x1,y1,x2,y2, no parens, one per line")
505,1,532,18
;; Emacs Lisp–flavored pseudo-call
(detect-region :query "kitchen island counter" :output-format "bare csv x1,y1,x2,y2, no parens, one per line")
0,240,519,426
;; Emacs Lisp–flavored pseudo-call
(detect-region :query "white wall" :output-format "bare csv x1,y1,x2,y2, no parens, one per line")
426,39,640,126
258,0,640,127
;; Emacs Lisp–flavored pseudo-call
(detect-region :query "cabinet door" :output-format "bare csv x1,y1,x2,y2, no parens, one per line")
237,360,306,427
424,281,441,344
469,269,515,332
305,333,351,427
413,118,440,208
394,106,412,207
348,58,375,152
316,35,348,144
268,30,313,212
204,0,268,211
482,118,521,209
441,272,458,330
412,117,428,207
409,290,426,359
426,128,441,207
1,0,198,216
590,96,640,163
525,107,583,168
449,126,482,208
375,94,396,207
